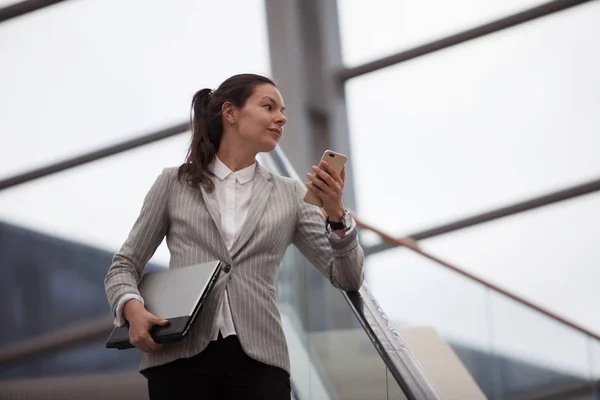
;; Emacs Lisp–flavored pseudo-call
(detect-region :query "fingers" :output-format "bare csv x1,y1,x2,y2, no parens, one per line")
317,161,344,186
129,313,169,353
306,163,343,195
320,161,344,184
305,181,324,198
130,330,162,353
306,172,330,194
152,316,170,326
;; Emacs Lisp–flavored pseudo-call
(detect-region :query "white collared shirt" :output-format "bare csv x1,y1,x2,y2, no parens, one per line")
207,156,256,340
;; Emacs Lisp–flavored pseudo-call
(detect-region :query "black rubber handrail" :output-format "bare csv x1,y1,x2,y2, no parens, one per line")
0,0,70,23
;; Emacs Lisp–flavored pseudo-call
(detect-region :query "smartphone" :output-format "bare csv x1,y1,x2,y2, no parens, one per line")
304,150,348,207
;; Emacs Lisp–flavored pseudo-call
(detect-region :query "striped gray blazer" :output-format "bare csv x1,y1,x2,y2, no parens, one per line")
104,163,364,374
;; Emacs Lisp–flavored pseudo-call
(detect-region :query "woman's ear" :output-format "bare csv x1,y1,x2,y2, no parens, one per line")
222,102,237,125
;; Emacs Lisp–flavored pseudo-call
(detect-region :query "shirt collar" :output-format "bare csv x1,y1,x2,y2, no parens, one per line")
211,156,256,184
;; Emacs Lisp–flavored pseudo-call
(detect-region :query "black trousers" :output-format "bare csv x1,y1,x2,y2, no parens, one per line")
143,334,291,400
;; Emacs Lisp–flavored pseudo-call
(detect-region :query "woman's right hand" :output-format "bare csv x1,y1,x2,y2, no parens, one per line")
123,299,170,353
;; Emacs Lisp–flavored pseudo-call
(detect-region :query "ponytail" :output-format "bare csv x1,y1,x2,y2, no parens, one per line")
178,74,277,192
178,88,223,192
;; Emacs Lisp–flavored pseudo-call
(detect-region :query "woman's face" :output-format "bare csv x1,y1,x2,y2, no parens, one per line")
231,83,287,153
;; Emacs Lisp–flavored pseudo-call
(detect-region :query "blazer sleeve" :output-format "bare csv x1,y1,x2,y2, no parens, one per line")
104,168,172,316
291,180,364,291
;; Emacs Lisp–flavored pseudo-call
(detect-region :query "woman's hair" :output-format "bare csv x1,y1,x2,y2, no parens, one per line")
178,73,276,192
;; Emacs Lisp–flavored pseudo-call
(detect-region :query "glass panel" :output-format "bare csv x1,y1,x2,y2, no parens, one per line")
425,192,600,336
308,328,389,400
347,1,600,234
338,0,551,66
278,248,311,400
0,0,269,179
364,247,494,396
364,241,600,399
278,246,402,399
489,292,593,399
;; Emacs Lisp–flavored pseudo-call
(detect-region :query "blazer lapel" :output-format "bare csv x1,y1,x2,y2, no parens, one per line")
230,164,273,257
199,184,231,262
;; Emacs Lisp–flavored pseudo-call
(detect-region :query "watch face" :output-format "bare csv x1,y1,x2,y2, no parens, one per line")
343,211,352,227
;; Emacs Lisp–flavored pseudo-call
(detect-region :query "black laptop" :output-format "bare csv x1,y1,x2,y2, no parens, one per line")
106,260,224,350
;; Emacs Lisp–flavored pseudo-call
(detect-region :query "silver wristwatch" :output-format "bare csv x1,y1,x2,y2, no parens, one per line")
326,209,352,231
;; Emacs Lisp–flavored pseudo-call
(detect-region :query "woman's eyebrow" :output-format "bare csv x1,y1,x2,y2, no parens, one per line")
261,96,286,111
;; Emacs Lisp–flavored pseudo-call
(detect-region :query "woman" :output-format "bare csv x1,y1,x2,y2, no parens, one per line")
104,73,364,399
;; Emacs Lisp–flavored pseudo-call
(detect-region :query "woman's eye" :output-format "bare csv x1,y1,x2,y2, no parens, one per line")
264,104,272,111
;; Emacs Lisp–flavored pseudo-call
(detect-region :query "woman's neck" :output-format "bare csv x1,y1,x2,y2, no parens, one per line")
216,145,256,172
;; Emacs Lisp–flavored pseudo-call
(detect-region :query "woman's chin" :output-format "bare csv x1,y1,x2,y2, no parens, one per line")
259,140,278,153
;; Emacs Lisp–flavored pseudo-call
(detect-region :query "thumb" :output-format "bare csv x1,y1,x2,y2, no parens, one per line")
153,316,170,326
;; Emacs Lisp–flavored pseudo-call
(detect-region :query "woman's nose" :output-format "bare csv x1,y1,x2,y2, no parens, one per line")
277,114,288,126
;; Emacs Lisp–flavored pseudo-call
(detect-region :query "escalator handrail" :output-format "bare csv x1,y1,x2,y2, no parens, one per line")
354,216,600,342
342,284,441,400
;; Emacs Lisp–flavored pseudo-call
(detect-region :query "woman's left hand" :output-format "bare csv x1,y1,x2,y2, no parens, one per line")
306,161,346,222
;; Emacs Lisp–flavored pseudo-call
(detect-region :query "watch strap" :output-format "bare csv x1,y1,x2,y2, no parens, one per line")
326,210,348,230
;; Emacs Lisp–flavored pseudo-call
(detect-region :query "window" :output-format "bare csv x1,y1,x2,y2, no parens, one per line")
346,2,600,236
0,0,270,179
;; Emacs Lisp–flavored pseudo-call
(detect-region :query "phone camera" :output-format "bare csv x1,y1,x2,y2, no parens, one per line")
329,153,335,158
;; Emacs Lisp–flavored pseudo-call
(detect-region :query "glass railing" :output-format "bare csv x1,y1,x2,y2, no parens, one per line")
277,245,413,400
362,244,600,400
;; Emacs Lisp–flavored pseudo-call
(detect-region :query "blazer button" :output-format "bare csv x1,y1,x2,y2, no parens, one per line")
223,264,232,273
